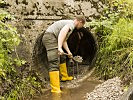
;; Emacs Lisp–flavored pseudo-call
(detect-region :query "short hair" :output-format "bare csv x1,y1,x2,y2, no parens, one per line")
75,15,86,24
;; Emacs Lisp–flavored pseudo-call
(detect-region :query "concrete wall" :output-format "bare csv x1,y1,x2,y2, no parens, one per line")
4,0,104,65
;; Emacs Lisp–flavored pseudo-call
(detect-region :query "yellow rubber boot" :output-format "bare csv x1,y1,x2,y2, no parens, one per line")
59,63,73,81
49,71,62,93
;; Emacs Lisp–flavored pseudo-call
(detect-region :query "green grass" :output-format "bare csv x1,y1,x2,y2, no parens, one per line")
87,0,133,85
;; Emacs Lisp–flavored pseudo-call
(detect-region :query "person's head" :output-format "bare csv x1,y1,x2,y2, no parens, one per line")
74,15,86,29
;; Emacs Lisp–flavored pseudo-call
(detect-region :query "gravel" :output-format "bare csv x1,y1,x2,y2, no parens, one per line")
85,77,124,100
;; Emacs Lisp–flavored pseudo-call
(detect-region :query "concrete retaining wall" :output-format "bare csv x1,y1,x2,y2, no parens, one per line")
3,0,104,66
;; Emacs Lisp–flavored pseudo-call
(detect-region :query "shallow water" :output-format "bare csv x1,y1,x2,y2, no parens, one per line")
34,77,101,100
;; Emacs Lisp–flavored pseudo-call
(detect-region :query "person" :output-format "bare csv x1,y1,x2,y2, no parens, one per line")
42,15,86,93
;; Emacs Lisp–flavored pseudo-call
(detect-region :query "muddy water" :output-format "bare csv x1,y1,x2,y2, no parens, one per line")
35,77,101,100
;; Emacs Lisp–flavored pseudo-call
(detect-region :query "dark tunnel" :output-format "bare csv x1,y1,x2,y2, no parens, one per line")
67,27,97,65
32,27,97,79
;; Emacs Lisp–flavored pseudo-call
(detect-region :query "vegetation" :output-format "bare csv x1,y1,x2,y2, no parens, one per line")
0,0,133,99
87,0,133,84
0,1,41,100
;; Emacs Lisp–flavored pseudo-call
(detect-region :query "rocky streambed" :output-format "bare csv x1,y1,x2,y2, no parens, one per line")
34,68,125,100
85,77,124,100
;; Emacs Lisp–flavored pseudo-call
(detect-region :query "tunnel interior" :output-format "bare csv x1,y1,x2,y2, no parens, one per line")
32,27,97,79
67,27,97,65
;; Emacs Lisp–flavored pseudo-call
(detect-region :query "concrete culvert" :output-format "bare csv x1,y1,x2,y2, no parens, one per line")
32,27,97,80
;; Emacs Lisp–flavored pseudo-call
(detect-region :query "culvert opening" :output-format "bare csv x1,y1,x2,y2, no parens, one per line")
32,27,97,80
67,27,97,65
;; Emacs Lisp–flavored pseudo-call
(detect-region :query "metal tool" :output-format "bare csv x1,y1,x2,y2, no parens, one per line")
73,56,83,78
62,53,83,78
63,53,83,62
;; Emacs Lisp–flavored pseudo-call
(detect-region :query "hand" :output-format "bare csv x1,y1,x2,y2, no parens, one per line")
58,48,64,55
68,52,73,59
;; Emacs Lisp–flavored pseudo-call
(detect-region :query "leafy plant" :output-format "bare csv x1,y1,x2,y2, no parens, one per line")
88,0,133,84
0,1,42,99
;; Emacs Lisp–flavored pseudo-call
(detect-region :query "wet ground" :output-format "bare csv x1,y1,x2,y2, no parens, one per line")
34,76,101,100
33,66,124,100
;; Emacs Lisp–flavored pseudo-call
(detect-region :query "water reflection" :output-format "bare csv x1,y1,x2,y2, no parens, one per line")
51,88,72,100
51,93,62,100
35,77,102,100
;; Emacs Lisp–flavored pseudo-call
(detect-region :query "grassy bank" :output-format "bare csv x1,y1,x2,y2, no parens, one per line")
87,0,133,85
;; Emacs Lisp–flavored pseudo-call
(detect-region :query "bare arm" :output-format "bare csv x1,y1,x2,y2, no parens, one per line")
58,25,70,54
63,41,71,54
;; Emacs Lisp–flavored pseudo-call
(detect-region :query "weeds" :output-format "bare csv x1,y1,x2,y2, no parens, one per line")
87,0,133,84
0,1,42,99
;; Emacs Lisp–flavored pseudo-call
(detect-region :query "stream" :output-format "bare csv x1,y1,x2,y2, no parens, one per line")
34,76,101,100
